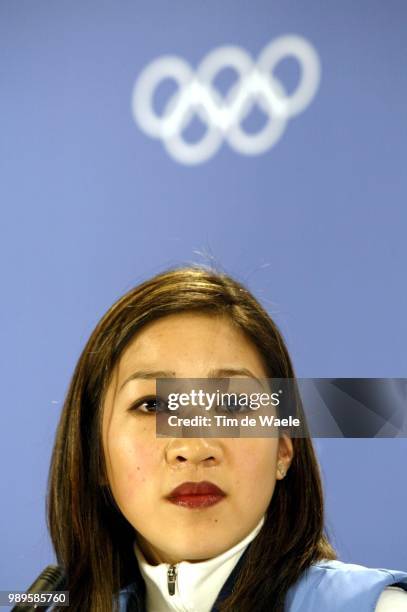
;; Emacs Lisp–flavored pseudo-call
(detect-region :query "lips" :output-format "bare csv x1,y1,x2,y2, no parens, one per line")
166,481,226,509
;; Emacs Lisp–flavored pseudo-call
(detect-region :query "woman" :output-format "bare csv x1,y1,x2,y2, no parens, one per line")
47,266,407,611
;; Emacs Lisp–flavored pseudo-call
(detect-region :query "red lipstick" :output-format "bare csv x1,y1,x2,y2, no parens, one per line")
167,481,226,508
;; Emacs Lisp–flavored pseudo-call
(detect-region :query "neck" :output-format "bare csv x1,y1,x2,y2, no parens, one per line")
135,516,266,567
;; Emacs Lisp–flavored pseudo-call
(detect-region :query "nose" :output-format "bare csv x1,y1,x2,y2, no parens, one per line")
165,438,223,468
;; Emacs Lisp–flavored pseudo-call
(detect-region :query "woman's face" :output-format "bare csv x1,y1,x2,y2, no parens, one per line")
102,312,293,564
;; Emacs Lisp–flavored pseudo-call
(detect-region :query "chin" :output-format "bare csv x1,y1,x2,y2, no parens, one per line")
168,529,236,562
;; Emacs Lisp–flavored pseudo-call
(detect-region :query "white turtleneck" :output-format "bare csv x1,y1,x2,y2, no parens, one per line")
133,516,265,612
132,517,407,612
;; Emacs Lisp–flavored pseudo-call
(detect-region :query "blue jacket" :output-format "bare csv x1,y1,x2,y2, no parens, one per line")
285,560,407,611
118,558,407,611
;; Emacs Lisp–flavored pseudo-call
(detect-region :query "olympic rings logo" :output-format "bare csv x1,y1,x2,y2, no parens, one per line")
131,36,321,165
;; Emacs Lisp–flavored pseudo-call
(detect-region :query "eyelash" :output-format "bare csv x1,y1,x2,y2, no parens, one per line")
216,399,249,414
129,397,251,415
129,396,168,414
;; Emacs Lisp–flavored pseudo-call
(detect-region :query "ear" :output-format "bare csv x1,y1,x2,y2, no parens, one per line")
276,434,294,480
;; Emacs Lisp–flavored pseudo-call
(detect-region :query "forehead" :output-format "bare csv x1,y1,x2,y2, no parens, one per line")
116,311,268,380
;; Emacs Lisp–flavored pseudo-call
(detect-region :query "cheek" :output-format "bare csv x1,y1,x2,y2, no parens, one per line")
231,441,277,500
105,423,159,503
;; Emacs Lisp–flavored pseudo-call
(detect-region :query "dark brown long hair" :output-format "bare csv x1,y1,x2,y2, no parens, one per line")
47,266,335,611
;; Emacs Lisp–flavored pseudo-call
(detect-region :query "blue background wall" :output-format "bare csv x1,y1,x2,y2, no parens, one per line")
1,0,406,593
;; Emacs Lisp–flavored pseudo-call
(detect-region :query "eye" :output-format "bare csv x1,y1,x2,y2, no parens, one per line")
216,395,249,414
130,396,168,414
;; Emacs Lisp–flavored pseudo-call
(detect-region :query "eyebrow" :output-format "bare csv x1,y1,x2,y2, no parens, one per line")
119,370,176,392
119,367,261,392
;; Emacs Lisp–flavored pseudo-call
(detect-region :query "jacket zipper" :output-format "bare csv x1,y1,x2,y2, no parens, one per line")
167,564,177,596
